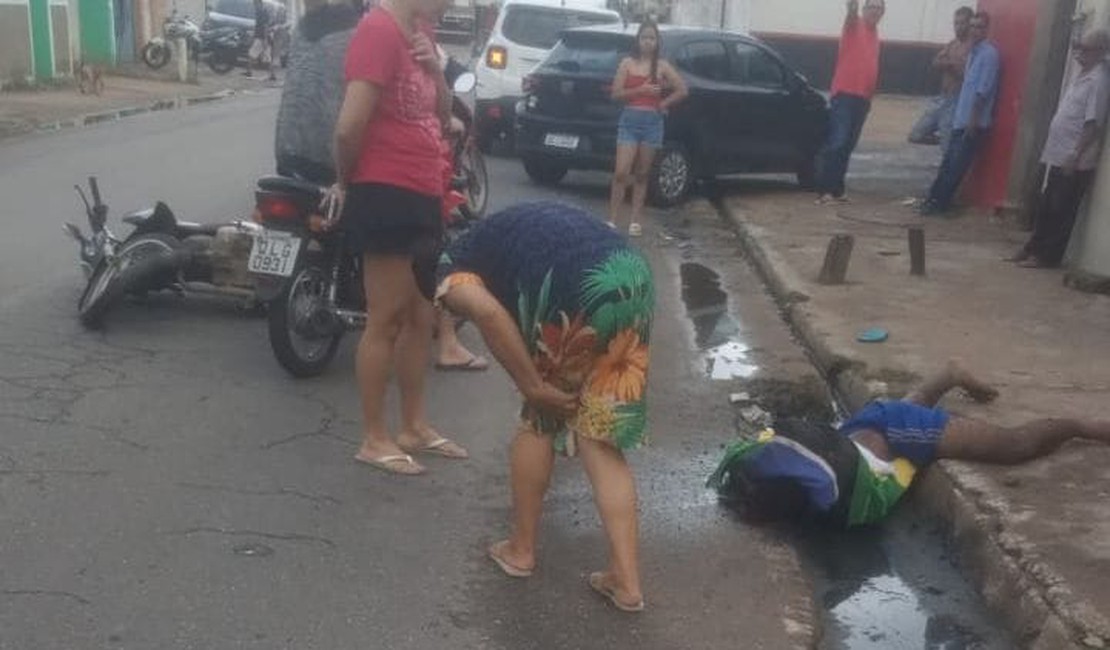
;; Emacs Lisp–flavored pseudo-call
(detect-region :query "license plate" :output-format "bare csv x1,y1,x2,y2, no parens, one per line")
544,133,580,150
248,232,301,277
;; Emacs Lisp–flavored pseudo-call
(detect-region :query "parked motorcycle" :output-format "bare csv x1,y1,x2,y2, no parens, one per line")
64,177,263,329
252,71,487,378
444,62,488,221
141,12,201,69
203,27,251,75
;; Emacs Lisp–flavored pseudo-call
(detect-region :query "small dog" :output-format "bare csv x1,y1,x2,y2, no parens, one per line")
76,61,104,96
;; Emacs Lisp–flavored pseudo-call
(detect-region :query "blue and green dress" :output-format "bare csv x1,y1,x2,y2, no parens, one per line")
434,201,654,454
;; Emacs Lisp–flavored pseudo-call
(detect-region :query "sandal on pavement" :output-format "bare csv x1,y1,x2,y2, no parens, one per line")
488,541,533,578
354,452,426,475
435,355,489,372
399,437,469,459
588,572,644,613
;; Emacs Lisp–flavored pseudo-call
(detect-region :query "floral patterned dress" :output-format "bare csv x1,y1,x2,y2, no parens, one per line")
435,201,654,454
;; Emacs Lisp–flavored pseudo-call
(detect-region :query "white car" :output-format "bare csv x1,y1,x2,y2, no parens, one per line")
474,0,620,152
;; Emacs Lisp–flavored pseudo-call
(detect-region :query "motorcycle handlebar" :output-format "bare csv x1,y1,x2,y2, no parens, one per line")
89,177,102,206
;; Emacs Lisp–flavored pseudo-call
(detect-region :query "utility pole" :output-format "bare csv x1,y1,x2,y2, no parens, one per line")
719,0,727,29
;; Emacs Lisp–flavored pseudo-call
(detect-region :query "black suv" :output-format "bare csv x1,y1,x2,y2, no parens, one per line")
514,24,828,205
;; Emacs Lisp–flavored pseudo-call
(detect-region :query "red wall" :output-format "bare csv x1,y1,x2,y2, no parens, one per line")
963,0,1039,209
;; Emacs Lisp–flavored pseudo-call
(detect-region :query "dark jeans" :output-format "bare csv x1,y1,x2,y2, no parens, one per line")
924,128,986,212
816,93,871,197
1022,166,1095,266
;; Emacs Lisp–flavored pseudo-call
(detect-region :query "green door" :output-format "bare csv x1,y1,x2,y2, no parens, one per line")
79,0,117,65
29,0,54,78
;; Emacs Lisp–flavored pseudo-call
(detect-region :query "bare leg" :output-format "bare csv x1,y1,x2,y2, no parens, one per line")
490,424,555,574
578,437,642,607
628,144,657,230
938,416,1110,464
609,144,638,231
355,254,424,474
394,291,442,446
905,358,999,407
436,310,487,369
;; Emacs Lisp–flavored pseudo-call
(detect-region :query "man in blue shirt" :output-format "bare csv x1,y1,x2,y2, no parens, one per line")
918,11,1000,216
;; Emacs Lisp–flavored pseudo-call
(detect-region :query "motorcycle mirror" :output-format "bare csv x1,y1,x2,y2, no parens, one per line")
452,72,477,94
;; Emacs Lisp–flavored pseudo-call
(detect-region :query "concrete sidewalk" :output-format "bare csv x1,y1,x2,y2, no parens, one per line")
719,97,1110,649
0,67,271,140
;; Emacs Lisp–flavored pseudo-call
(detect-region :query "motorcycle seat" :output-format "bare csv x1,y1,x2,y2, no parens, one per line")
257,175,326,200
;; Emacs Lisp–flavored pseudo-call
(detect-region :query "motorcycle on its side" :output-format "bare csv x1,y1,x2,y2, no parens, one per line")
141,12,201,69
251,70,488,378
64,177,264,329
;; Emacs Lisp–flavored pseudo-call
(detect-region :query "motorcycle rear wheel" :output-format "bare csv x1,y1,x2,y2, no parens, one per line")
78,233,180,329
268,262,342,378
142,42,171,69
207,54,235,75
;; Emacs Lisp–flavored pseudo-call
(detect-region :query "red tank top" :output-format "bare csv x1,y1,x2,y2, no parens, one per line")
624,71,662,111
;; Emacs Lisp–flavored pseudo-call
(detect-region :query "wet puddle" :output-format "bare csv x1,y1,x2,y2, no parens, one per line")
679,263,758,380
801,509,1012,650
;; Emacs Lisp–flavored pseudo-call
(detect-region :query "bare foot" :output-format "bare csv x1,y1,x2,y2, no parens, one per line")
587,571,644,612
488,539,534,578
946,359,999,403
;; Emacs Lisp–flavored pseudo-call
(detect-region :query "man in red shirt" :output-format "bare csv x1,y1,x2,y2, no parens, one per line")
815,0,884,204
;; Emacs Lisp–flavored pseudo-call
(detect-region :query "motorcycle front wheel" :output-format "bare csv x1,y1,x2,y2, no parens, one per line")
141,41,171,69
459,145,489,221
268,262,342,378
78,233,180,329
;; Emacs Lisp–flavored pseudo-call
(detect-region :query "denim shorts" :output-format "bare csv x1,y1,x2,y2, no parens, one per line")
617,108,664,148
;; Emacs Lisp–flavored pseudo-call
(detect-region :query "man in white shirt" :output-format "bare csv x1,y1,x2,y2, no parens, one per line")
1011,29,1110,268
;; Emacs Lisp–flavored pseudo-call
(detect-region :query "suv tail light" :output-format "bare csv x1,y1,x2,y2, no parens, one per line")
486,45,507,70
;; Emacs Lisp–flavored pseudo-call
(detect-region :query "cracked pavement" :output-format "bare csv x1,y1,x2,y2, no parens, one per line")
0,91,822,649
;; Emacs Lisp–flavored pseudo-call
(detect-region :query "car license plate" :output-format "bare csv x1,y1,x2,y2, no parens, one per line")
544,133,580,150
248,232,301,277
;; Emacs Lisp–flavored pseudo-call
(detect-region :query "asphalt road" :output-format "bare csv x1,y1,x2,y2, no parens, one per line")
0,90,822,649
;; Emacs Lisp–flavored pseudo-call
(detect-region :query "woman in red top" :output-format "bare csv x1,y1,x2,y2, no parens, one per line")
331,0,464,475
608,21,687,237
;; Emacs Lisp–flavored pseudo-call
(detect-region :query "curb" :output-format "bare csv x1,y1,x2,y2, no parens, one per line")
9,89,239,140
714,197,1110,650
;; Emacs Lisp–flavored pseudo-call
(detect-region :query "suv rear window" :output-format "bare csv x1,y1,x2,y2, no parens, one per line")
542,34,632,76
502,6,619,50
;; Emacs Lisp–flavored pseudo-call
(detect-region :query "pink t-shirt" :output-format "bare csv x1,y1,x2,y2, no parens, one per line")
345,8,443,197
830,16,881,100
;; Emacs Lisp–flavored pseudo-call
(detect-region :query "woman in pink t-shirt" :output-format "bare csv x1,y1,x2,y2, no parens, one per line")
331,0,462,475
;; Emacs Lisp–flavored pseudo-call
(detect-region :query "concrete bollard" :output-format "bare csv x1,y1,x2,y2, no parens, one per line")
909,227,926,276
818,233,854,285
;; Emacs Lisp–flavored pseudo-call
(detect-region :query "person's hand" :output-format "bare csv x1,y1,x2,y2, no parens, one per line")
643,83,663,97
524,382,579,420
321,183,346,225
411,32,439,73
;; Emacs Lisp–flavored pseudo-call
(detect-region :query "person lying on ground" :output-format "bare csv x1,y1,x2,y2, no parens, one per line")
708,360,1110,527
419,200,654,613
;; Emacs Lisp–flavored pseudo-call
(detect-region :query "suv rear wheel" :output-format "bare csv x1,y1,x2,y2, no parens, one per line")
649,143,693,207
523,157,569,186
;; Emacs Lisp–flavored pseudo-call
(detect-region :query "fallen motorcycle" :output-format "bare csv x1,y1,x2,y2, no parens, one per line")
251,71,486,378
64,176,263,329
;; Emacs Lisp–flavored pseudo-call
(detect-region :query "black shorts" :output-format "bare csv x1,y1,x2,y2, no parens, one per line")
342,183,442,257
